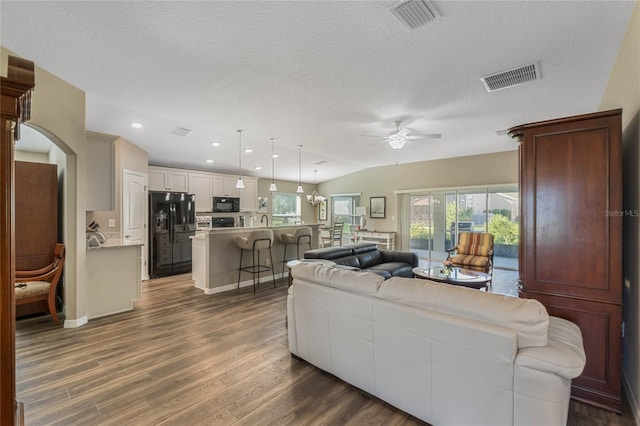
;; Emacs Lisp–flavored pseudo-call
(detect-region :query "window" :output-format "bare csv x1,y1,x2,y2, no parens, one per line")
331,195,361,226
271,193,301,226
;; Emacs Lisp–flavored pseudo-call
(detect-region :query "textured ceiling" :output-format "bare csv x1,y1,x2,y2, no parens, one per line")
1,1,635,183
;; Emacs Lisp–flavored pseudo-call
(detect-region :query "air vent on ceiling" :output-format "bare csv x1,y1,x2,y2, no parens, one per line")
480,63,540,92
389,0,439,31
172,127,191,136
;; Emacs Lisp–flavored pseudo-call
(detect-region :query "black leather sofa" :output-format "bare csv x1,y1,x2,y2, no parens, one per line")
303,243,418,279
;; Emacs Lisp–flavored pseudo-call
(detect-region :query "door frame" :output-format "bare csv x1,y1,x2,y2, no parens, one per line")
122,169,148,280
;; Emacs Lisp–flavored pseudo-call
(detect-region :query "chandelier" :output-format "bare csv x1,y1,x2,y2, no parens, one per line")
306,169,326,206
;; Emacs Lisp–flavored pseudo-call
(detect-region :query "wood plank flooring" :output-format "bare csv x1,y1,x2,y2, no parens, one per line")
15,273,637,425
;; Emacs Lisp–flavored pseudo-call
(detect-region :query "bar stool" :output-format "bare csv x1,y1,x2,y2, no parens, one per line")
234,229,276,293
280,226,313,276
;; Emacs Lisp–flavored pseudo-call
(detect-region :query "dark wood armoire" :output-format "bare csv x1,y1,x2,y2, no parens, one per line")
509,109,623,413
1,55,35,426
15,161,58,271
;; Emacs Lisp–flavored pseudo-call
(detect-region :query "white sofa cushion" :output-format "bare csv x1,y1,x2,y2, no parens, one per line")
291,262,384,296
378,276,549,348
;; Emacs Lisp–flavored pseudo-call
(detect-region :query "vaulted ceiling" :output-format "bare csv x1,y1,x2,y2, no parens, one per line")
1,1,635,183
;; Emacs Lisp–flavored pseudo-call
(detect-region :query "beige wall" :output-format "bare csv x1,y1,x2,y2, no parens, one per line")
90,137,149,234
2,46,89,326
15,150,49,163
317,150,518,233
600,1,640,421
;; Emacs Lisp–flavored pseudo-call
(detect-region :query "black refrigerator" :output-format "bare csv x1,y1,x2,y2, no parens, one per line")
149,191,196,278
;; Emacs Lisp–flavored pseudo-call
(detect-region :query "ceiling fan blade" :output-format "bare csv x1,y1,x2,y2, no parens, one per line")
406,133,442,139
367,139,389,147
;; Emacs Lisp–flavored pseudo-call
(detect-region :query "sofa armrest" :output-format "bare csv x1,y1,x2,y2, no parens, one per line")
380,250,419,267
515,317,586,379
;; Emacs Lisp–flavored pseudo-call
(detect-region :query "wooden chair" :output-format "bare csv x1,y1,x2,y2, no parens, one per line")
320,222,343,247
15,243,65,325
446,232,494,278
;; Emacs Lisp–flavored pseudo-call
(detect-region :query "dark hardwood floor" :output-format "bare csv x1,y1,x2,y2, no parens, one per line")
15,272,637,425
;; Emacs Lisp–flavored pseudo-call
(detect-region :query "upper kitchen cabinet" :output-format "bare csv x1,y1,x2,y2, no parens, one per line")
212,174,240,197
86,132,117,211
212,174,257,210
188,172,213,211
148,166,189,192
238,178,257,211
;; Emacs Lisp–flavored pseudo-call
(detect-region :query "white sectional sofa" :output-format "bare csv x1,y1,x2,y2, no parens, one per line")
287,263,586,426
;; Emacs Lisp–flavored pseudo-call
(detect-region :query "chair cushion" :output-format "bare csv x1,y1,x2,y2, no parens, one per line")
15,281,50,299
457,232,494,256
450,254,490,268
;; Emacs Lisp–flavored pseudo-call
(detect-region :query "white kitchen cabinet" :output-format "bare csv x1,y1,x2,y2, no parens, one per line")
148,166,189,192
212,174,240,197
189,172,213,211
238,178,257,211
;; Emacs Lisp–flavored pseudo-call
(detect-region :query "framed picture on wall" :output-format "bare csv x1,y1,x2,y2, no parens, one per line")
370,196,386,219
319,200,327,221
257,197,268,213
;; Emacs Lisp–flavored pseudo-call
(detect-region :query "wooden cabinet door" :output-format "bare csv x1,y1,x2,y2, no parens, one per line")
521,113,622,303
15,161,58,271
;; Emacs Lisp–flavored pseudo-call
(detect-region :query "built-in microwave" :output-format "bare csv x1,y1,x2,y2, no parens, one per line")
212,197,240,213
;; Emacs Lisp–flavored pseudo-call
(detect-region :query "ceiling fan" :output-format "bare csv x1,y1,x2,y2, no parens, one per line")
366,120,441,150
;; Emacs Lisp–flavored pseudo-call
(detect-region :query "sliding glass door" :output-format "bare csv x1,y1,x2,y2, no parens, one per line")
408,187,518,270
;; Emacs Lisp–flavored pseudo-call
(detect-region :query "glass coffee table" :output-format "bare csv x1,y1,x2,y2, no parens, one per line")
412,263,491,290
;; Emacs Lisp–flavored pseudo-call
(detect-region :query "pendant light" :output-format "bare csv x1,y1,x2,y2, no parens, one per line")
235,129,245,189
269,138,278,192
296,144,304,193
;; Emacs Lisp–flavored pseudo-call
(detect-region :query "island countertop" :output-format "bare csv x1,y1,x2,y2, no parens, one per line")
191,224,321,294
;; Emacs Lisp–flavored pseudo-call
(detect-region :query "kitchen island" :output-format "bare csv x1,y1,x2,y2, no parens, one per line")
191,224,320,294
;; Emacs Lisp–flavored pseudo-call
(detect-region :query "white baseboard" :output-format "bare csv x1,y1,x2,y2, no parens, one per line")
202,273,284,295
623,370,640,425
87,307,135,321
63,315,88,328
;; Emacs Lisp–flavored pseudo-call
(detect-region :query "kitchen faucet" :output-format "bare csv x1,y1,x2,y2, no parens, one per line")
260,214,269,227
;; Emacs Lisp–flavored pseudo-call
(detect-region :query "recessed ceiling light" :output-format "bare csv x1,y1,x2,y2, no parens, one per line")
244,148,253,153
206,159,214,164
211,142,220,147
255,166,262,170
272,154,279,158
131,122,143,129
